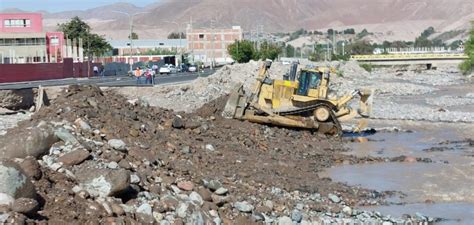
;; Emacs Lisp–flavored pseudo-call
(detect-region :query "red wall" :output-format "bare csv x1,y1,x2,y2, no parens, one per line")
0,58,101,83
0,13,43,33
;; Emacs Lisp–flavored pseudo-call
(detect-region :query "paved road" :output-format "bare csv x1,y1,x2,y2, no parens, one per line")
0,71,214,90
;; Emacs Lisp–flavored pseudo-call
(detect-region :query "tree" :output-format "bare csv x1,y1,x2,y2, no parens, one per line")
257,41,282,60
356,29,372,39
313,30,324,35
347,41,375,54
58,16,112,57
414,36,433,47
167,32,185,39
343,28,356,35
87,33,113,56
288,29,306,41
421,27,435,38
460,22,474,74
449,40,463,50
391,41,410,49
129,32,139,40
382,41,391,49
141,48,176,55
285,44,296,57
58,16,90,40
227,40,257,63
309,43,326,62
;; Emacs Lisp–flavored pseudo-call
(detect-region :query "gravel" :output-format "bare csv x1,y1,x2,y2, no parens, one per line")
233,201,254,213
114,61,473,124
328,193,341,203
0,75,465,224
107,139,127,152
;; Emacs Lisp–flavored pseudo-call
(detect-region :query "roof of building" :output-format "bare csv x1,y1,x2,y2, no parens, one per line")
109,39,187,48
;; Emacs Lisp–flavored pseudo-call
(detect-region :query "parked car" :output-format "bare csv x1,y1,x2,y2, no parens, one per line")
169,65,178,74
188,64,197,72
159,64,177,74
159,66,170,74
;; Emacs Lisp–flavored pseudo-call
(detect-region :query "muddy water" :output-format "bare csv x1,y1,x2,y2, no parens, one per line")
364,203,474,225
323,123,474,224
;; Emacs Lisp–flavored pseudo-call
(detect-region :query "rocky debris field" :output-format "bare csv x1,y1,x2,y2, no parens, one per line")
0,85,436,224
116,61,474,124
114,61,290,113
329,63,474,123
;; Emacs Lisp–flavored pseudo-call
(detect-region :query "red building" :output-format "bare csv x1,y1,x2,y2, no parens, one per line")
186,25,243,65
0,13,68,63
0,13,43,33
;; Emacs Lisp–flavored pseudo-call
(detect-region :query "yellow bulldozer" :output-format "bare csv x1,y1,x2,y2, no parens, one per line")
222,61,373,135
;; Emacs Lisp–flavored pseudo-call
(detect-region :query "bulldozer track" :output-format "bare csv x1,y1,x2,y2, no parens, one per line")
276,102,336,116
276,103,342,136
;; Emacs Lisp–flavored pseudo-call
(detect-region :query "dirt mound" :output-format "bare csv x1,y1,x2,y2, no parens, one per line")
0,85,406,224
0,89,35,110
193,95,228,118
115,61,292,113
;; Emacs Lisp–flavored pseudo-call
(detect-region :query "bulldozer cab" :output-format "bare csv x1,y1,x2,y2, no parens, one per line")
296,70,322,96
296,68,330,99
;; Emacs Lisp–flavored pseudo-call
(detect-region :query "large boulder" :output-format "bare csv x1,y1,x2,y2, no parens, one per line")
74,163,130,197
0,160,37,206
0,125,58,159
0,89,34,110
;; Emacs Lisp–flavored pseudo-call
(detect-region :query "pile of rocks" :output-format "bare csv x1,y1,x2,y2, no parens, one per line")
0,89,35,110
115,61,291,112
0,85,436,224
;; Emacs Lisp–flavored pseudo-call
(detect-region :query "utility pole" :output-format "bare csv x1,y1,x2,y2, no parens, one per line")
342,42,345,56
189,16,194,63
341,30,345,56
332,29,336,55
210,18,215,70
112,11,147,72
165,21,187,63
129,19,133,71
87,27,90,78
326,41,330,61
257,24,262,51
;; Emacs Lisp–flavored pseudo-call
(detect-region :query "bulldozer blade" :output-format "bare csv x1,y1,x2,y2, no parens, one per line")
353,119,368,133
222,83,247,119
358,89,374,117
337,108,358,122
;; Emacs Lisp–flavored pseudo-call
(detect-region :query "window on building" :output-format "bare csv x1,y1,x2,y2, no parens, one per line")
0,38,46,46
50,36,59,46
17,38,25,45
3,19,31,28
199,34,205,39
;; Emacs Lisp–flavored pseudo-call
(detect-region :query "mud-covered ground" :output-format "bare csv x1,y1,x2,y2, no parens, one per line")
1,85,420,224
1,61,471,224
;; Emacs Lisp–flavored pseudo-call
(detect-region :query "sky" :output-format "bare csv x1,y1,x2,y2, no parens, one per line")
0,0,158,12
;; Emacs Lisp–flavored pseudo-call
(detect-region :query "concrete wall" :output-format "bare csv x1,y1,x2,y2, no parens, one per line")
0,13,43,33
0,58,101,83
